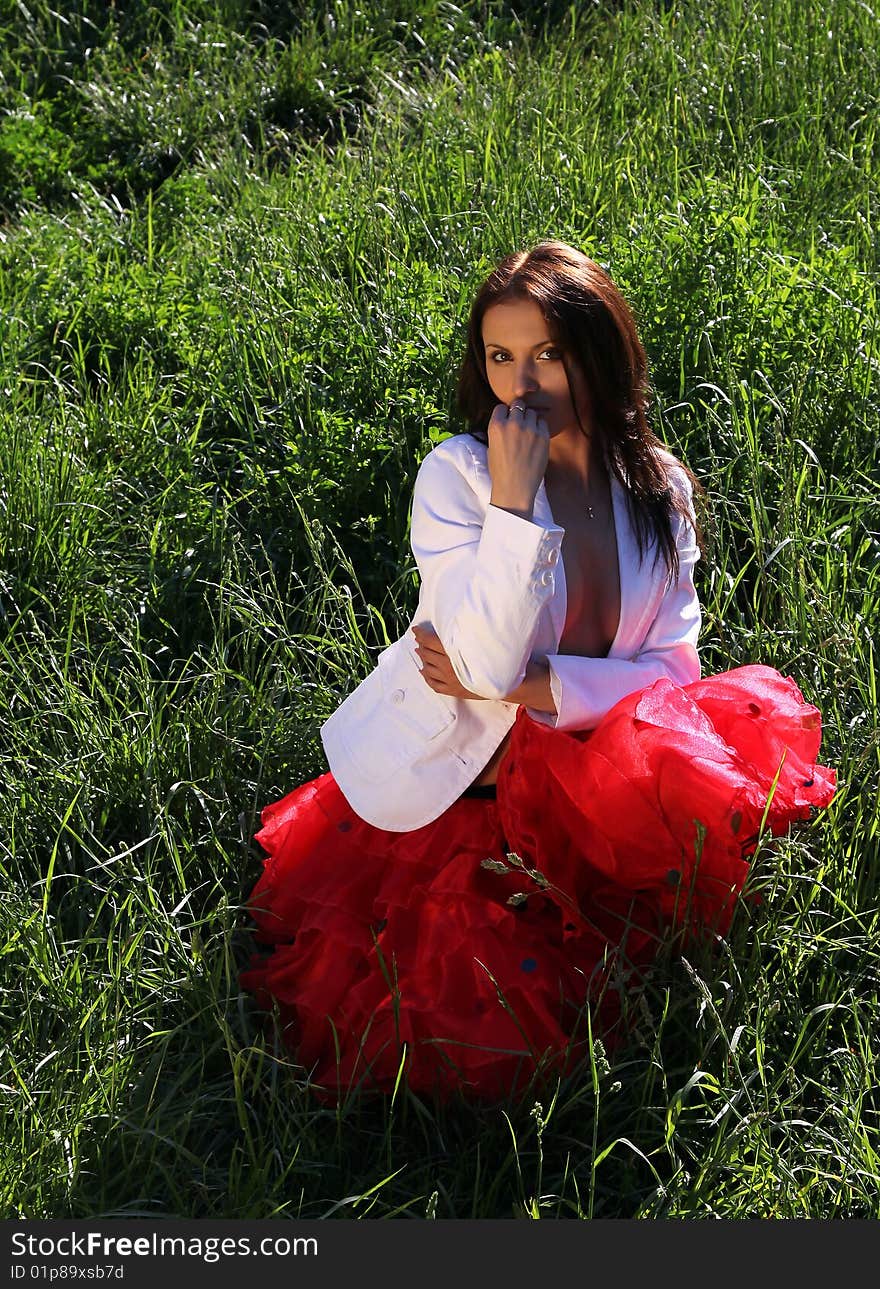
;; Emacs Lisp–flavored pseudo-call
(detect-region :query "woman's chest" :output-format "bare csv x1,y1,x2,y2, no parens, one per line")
547,486,622,658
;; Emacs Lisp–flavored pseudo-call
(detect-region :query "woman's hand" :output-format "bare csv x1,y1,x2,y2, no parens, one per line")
411,624,556,712
411,624,488,700
487,402,550,521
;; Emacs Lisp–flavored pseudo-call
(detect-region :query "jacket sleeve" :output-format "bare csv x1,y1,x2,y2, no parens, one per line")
409,442,564,700
528,471,702,731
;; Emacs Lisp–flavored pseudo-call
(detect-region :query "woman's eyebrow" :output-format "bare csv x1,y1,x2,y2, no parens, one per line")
484,338,557,349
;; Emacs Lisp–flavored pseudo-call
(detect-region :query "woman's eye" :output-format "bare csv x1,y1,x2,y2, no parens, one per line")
488,349,560,362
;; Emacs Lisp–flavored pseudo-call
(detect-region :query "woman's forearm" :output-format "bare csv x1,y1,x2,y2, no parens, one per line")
503,659,557,713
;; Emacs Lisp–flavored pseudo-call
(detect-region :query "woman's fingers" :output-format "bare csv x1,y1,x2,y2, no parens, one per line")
415,639,446,663
411,623,446,684
412,627,460,694
416,645,445,677
410,627,485,700
417,653,447,690
496,401,549,435
412,624,444,655
486,402,549,512
411,623,437,640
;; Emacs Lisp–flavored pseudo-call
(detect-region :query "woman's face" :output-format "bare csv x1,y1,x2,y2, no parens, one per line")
480,296,591,437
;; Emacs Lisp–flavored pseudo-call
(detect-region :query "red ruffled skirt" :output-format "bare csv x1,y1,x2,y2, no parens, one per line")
240,665,836,1100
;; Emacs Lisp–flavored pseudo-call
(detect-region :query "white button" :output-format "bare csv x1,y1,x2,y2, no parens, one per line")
391,689,405,704
547,547,560,566
540,569,553,587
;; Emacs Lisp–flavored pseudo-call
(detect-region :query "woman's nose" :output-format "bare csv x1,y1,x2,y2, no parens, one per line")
511,362,539,397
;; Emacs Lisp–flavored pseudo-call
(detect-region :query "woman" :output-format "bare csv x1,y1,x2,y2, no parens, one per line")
241,242,835,1101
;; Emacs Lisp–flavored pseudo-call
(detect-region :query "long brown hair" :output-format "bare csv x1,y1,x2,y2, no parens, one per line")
455,241,703,576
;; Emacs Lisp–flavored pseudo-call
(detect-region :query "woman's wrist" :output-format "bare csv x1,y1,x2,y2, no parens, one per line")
489,491,536,523
503,659,556,713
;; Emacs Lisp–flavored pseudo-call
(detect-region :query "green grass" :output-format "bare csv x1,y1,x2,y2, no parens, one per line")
0,0,878,1218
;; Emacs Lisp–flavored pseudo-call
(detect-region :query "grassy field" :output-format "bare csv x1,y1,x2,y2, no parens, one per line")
0,0,878,1218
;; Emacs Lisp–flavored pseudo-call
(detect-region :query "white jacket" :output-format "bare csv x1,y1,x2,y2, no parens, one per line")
320,432,701,831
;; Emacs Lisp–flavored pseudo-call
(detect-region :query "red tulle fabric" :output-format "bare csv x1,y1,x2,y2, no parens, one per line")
240,665,835,1101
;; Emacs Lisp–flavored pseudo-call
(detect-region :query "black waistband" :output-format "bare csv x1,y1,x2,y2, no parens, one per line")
461,783,498,800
